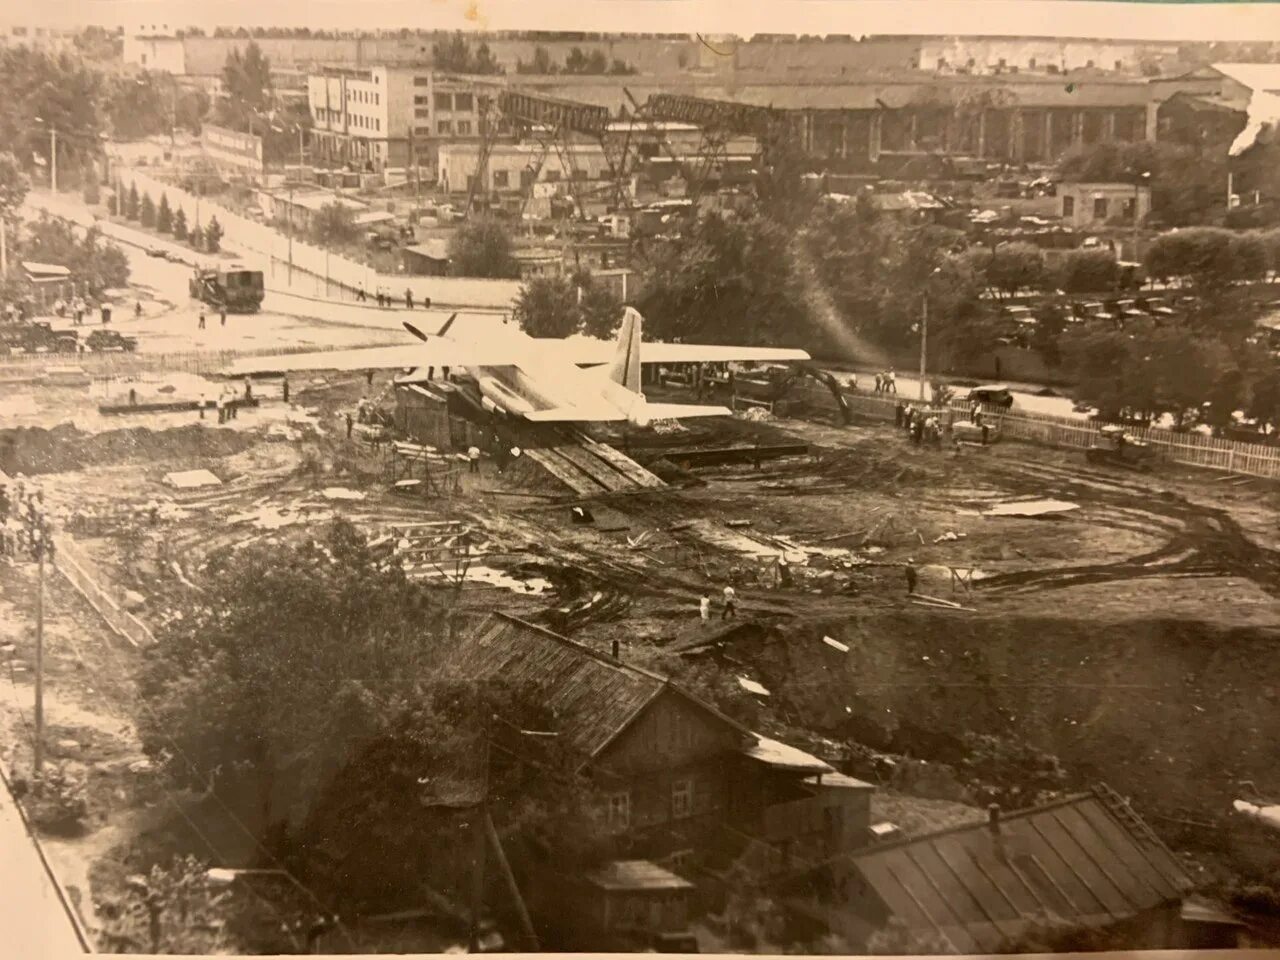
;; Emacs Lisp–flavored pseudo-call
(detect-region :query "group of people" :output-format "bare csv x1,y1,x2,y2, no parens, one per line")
356,285,432,311
197,305,228,330
54,296,97,326
895,400,943,446
699,585,738,621
872,369,898,394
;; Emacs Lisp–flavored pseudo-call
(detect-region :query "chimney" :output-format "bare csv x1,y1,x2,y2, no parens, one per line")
988,803,1001,831
611,639,620,660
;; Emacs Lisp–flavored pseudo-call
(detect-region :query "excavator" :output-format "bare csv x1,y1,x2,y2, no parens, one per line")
730,363,854,425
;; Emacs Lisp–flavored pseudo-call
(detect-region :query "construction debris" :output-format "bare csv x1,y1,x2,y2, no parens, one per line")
822,635,850,653
738,676,771,697
164,469,222,490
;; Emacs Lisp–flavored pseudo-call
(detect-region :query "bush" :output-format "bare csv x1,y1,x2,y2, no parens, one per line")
172,207,188,241
20,763,88,836
1056,248,1119,294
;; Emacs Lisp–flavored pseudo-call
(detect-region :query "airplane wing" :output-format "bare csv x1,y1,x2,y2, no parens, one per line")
224,342,521,377
558,338,810,367
524,407,628,422
642,402,733,419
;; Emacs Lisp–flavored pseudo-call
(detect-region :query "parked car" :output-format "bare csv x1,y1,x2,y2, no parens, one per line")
146,247,167,258
85,329,138,352
965,384,1015,409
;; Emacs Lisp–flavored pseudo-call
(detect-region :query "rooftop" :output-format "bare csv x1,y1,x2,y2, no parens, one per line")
585,860,695,892
1211,61,1280,95
845,787,1194,953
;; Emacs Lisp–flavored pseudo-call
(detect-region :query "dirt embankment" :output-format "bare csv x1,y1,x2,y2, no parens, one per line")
715,610,1280,873
0,424,257,475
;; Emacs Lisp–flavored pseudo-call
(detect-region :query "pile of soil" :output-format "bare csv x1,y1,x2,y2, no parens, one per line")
0,424,257,475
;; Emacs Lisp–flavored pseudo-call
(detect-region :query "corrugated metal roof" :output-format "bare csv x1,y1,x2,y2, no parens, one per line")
847,789,1194,953
585,860,695,891
448,613,667,759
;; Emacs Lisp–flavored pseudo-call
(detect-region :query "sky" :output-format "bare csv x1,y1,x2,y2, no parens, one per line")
13,0,1280,42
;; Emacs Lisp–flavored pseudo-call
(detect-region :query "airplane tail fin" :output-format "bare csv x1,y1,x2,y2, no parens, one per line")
607,307,643,393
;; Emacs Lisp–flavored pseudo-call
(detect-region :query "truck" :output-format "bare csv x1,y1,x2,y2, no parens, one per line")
85,329,138,353
189,265,265,313
0,321,79,355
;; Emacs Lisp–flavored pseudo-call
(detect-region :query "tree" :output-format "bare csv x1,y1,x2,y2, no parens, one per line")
0,48,104,180
514,275,580,337
139,193,156,228
447,218,518,278
431,31,502,74
1056,248,1119,294
517,45,558,74
81,164,100,206
637,212,811,347
0,151,29,223
309,201,358,245
609,59,637,75
204,216,223,253
156,193,172,233
577,273,623,339
188,224,203,251
171,207,187,242
138,521,443,831
24,216,129,293
217,41,272,131
126,183,140,221
980,242,1047,299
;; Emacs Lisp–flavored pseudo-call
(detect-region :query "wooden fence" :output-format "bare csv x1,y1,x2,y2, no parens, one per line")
52,536,156,648
794,383,1280,480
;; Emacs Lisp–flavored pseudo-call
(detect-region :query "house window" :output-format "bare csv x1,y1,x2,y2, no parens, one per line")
1093,196,1109,219
415,95,430,105
493,169,509,188
607,791,631,830
967,57,975,68
415,126,431,135
454,92,473,111
437,120,452,135
414,76,431,86
375,118,380,132
1115,60,1123,71
435,92,452,110
998,57,1007,69
456,120,472,135
1028,57,1037,69
416,108,430,119
936,57,946,70
141,53,147,65
1062,195,1075,217
672,779,692,819
1086,59,1096,68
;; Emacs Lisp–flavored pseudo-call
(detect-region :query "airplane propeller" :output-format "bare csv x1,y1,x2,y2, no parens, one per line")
402,313,457,343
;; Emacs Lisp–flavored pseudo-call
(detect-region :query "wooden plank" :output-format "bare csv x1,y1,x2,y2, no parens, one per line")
522,448,600,496
551,444,631,493
580,436,666,488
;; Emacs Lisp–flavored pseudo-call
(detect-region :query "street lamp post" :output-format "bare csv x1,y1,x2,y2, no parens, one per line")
919,266,942,402
1132,170,1150,264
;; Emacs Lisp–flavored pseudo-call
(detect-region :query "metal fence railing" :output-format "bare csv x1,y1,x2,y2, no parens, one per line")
791,383,1280,480
51,537,156,649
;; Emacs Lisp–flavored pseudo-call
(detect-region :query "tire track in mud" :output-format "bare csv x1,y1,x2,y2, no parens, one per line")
973,458,1280,597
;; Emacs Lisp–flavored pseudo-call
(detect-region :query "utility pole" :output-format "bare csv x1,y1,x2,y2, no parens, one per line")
287,184,294,284
34,532,44,775
50,127,58,193
918,290,928,402
468,731,490,953
1,216,8,277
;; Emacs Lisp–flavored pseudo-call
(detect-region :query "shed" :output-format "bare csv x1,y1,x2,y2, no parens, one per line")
581,860,694,935
402,240,451,277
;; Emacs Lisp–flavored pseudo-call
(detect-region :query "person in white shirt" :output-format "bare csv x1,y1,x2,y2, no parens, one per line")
699,594,711,621
467,446,481,474
722,585,737,620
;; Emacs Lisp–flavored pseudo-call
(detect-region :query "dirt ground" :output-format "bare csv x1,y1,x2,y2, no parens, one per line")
3,368,1280,949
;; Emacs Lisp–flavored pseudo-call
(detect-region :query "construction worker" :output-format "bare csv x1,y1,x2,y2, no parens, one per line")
134,299,142,320
244,377,253,401
215,391,225,424
282,375,290,404
894,400,905,427
722,584,737,620
885,369,897,394
405,288,414,310
904,561,918,595
467,445,481,474
198,308,206,330
699,593,711,621
345,412,354,439
220,306,227,327
198,391,206,419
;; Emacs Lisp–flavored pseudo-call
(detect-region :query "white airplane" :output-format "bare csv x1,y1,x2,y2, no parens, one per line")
227,307,810,427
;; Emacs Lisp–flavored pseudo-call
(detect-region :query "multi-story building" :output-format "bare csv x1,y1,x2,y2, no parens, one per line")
307,65,500,172
121,23,186,72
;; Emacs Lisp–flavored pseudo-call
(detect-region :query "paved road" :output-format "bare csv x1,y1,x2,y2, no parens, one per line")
0,772,92,955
